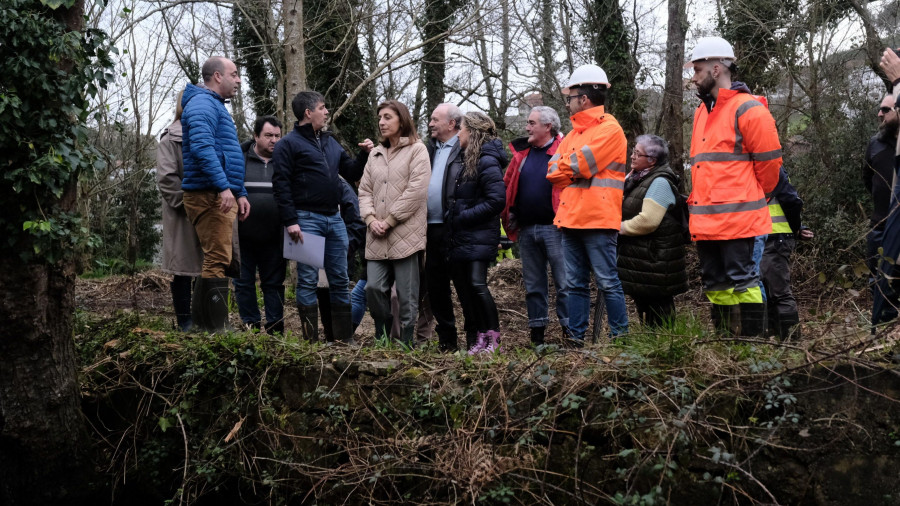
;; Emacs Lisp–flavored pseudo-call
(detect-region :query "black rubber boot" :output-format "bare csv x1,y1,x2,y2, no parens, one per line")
530,326,546,347
331,303,357,346
265,320,284,335
203,278,233,333
711,304,733,336
465,330,477,350
766,303,779,338
779,312,801,341
437,329,458,353
399,325,415,349
373,318,390,342
561,325,570,341
317,289,334,342
739,302,766,338
297,304,318,342
191,277,207,332
171,275,193,332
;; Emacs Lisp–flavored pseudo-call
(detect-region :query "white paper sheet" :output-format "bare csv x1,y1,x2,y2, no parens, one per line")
283,229,325,269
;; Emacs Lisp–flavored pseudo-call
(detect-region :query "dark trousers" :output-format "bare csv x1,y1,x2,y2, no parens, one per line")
233,236,286,327
696,238,762,304
426,224,457,339
633,296,676,328
760,235,797,317
450,260,499,332
867,227,899,321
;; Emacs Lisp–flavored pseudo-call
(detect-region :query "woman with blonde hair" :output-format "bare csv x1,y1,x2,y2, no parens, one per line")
156,89,203,331
444,111,507,353
358,100,431,347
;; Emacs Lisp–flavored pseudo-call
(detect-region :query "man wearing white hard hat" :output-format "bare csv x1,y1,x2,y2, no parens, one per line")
684,36,782,337
546,64,629,344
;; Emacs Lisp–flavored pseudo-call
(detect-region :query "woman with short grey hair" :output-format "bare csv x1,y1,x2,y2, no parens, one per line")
617,134,688,327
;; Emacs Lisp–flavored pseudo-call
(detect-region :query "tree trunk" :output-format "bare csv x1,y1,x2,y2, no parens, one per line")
0,256,94,505
661,0,688,176
283,0,307,99
0,3,98,503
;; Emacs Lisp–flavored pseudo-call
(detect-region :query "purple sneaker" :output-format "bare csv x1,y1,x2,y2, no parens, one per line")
467,332,487,355
483,330,501,353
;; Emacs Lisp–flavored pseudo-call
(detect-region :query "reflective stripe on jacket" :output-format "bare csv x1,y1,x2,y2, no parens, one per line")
768,199,792,234
688,89,781,240
546,106,627,230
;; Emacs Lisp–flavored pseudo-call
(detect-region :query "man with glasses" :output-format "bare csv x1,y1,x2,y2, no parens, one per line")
863,94,899,322
546,64,629,344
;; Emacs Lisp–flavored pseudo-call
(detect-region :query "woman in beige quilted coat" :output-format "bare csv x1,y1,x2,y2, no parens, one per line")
358,100,431,346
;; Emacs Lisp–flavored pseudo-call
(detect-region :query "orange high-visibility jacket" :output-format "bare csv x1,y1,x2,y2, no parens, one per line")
546,106,627,230
688,88,782,241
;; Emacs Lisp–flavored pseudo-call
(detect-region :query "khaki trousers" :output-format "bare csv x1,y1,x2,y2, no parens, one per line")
183,191,238,278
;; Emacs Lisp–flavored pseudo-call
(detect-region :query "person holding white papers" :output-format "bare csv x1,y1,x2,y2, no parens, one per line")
272,91,374,344
358,100,431,347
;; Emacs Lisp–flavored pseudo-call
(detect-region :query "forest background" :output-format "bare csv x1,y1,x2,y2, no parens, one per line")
2,0,900,503
81,0,899,278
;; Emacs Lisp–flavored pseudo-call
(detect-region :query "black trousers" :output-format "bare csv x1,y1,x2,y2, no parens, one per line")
426,224,458,340
632,296,676,328
450,259,499,332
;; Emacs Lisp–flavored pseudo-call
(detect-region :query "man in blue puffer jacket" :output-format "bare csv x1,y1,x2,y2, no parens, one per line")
181,56,249,332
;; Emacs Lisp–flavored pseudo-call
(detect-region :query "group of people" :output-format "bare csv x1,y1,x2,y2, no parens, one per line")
156,37,900,351
866,48,900,327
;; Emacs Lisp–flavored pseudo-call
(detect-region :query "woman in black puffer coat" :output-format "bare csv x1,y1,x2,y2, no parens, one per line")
617,134,688,328
444,111,507,354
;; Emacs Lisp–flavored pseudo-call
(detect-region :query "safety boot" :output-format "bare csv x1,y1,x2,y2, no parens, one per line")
778,312,801,341
711,304,733,336
297,304,318,342
738,302,767,338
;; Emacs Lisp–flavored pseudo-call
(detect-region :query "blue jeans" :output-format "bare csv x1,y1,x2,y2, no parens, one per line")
233,235,286,326
351,279,367,331
519,224,569,328
563,228,629,338
295,210,349,306
753,234,768,302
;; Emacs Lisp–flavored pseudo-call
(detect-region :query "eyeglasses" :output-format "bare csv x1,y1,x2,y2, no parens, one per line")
565,94,586,104
633,152,652,158
879,106,894,115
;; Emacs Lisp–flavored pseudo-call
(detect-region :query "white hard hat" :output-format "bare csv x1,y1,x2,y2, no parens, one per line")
563,64,611,94
684,36,736,68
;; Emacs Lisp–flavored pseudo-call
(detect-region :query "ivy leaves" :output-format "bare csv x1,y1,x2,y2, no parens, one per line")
1,0,114,262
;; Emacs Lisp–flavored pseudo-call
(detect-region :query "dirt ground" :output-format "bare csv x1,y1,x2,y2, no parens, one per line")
74,251,863,349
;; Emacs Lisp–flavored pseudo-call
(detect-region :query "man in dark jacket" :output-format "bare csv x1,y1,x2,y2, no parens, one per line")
760,167,811,339
181,56,249,332
425,103,464,351
272,91,373,344
234,116,285,334
864,94,899,323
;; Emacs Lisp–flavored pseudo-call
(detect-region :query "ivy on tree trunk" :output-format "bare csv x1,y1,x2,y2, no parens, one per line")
0,0,114,503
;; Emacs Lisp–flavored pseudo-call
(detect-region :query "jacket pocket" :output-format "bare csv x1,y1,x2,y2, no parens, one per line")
709,186,744,204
